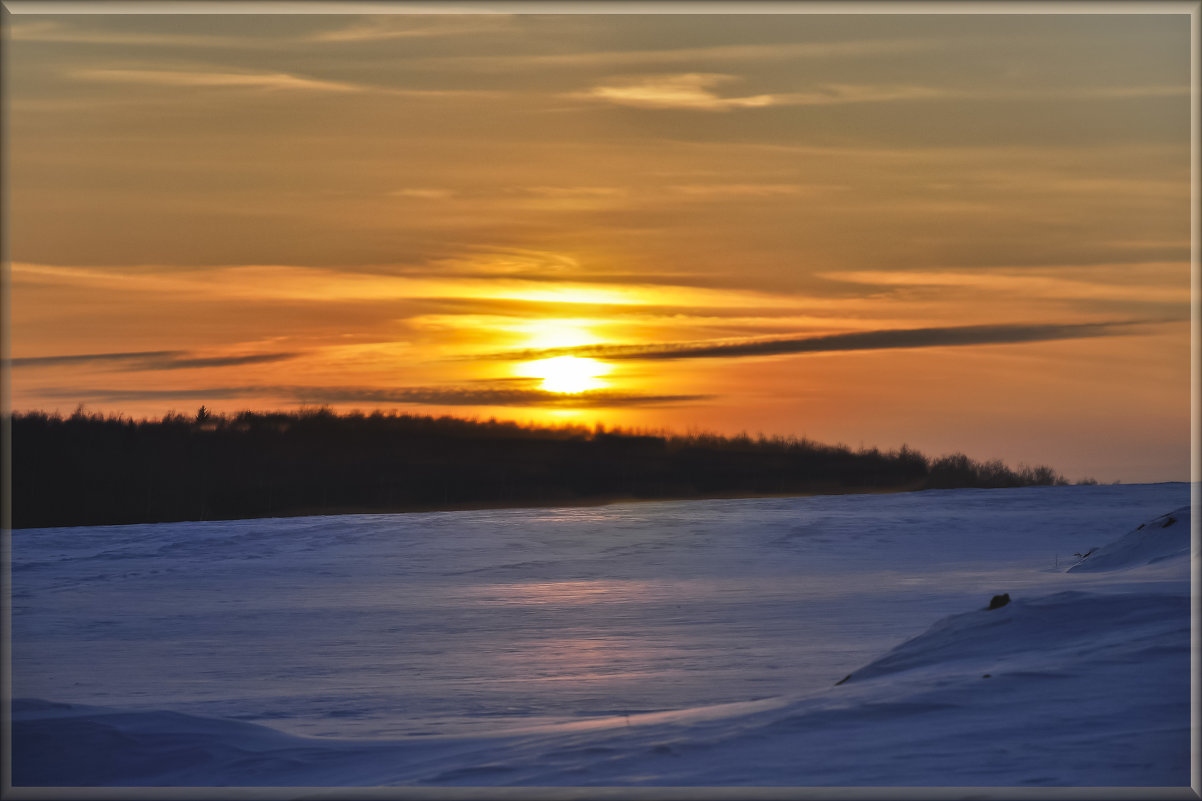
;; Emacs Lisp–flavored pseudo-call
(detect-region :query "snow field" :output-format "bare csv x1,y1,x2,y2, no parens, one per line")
9,482,1194,787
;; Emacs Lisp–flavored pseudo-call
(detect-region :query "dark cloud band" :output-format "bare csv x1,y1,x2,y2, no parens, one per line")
479,321,1147,363
6,350,183,368
6,351,300,370
154,353,302,370
36,384,710,410
287,387,710,409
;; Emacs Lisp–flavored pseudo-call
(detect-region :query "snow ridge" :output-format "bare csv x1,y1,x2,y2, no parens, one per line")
1067,505,1191,572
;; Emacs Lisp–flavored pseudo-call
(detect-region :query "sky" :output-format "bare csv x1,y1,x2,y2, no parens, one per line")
3,5,1194,483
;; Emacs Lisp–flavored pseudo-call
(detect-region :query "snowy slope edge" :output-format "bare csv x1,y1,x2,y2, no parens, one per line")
1067,504,1192,572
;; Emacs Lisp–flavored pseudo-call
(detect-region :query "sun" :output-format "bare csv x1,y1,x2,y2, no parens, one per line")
523,356,612,394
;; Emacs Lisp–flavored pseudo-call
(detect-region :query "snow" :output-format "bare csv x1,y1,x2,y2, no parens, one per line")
7,483,1196,788
1068,506,1192,572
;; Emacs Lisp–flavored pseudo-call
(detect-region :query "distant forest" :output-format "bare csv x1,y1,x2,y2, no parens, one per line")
8,407,1088,529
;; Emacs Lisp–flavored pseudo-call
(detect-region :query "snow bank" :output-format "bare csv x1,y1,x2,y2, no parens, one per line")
1068,505,1191,572
834,589,1188,684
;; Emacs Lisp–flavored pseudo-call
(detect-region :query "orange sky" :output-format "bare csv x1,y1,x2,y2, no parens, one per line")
4,6,1194,483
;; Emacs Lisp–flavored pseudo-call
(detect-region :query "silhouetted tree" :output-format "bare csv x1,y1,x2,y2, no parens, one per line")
7,409,1074,528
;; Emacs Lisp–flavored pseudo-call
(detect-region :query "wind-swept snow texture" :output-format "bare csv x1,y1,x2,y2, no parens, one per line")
9,483,1195,789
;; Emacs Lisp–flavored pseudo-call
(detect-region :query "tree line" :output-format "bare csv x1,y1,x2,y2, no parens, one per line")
7,407,1081,528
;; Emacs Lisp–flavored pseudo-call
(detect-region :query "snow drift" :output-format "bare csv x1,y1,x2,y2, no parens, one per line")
1068,505,1192,572
835,589,1189,685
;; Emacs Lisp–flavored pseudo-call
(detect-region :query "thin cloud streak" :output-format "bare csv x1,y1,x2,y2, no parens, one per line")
579,75,1187,112
820,270,1190,306
37,385,711,409
7,350,301,371
72,69,363,93
12,17,515,48
154,353,303,370
308,16,515,43
6,350,183,368
10,20,253,48
581,73,779,112
478,321,1149,363
10,262,809,312
410,38,940,71
581,75,950,112
287,387,711,409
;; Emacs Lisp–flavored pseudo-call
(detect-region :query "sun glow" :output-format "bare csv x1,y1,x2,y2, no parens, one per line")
520,319,598,350
523,355,612,394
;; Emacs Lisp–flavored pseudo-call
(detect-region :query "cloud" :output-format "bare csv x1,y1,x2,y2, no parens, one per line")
581,74,779,112
580,74,951,112
37,384,710,410
668,184,811,198
579,75,1184,113
516,186,630,199
779,84,950,106
7,350,301,371
477,321,1150,363
72,68,363,93
308,16,514,43
6,350,184,368
389,188,457,200
152,353,303,370
10,262,807,313
12,16,513,48
286,387,710,409
409,38,939,72
1005,86,1188,101
819,270,1191,306
9,20,251,48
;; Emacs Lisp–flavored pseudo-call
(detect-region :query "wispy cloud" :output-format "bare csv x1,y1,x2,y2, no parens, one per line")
67,68,507,101
667,184,813,198
10,262,808,313
38,384,710,409
308,16,514,43
7,350,301,371
580,74,949,112
819,270,1191,306
12,16,513,48
777,84,949,106
579,74,1185,113
72,68,363,93
286,386,709,409
155,353,303,370
516,186,630,199
389,188,457,200
581,73,779,112
1036,86,1189,100
6,350,183,368
412,38,939,72
477,321,1149,363
10,20,248,48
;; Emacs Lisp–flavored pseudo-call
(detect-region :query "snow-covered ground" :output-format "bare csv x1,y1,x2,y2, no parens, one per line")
8,483,1196,789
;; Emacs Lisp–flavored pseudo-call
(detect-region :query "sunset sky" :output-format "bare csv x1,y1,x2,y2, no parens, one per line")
4,5,1194,483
